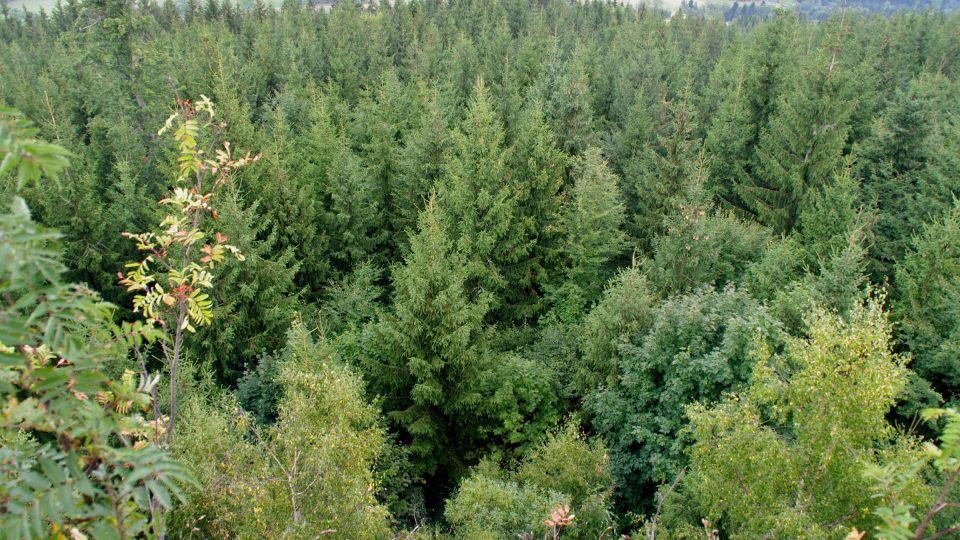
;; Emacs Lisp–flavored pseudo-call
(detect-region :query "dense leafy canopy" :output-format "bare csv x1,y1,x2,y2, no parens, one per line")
2,0,960,537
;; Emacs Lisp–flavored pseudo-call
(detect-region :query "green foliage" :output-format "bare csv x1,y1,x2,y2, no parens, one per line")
446,422,615,540
645,160,771,296
548,147,628,321
592,286,781,511
894,201,960,402
670,299,925,539
119,97,259,450
445,472,566,540
368,201,557,488
436,78,526,318
856,74,960,280
171,318,391,538
741,49,854,233
575,265,655,401
4,2,960,535
864,407,960,540
0,106,71,189
0,199,190,538
503,99,568,321
191,185,300,384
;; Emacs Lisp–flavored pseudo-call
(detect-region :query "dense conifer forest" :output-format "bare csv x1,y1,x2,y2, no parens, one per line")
2,0,960,537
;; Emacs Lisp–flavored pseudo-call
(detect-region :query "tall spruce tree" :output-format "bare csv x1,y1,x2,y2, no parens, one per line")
856,75,960,280
894,201,960,404
741,49,854,233
548,147,628,321
367,199,491,483
191,185,300,384
259,111,331,297
436,77,527,321
394,86,451,252
503,98,568,321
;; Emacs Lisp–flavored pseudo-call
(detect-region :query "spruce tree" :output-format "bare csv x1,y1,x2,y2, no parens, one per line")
191,184,300,384
894,201,960,403
856,75,959,280
646,157,770,297
629,87,702,249
741,50,854,233
503,98,568,321
367,199,490,483
436,77,526,320
393,86,450,252
260,110,331,296
704,46,754,212
323,130,385,271
548,147,628,321
353,69,418,258
536,43,597,156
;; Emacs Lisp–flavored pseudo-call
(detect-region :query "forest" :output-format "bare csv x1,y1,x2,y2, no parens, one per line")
1,0,960,538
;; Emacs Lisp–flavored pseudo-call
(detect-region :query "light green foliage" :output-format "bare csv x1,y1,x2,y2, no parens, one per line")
171,319,391,539
446,423,615,540
575,265,655,400
592,286,780,510
865,408,960,540
0,106,71,189
445,472,566,540
515,423,616,539
0,199,190,538
674,300,922,539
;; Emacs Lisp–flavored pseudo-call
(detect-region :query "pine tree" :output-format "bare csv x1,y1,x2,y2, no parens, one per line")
548,147,628,321
367,200,491,482
436,77,526,319
503,98,568,321
741,49,854,233
190,184,300,384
